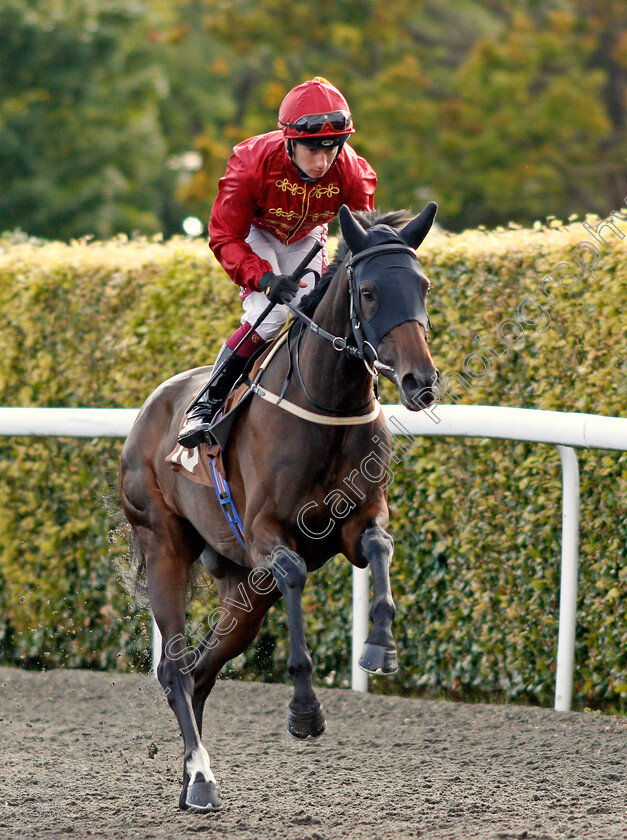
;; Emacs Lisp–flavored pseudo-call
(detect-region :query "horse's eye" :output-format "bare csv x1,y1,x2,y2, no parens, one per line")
361,288,374,302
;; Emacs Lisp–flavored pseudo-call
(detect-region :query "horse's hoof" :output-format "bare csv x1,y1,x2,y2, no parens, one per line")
180,777,222,812
359,643,398,675
287,704,327,740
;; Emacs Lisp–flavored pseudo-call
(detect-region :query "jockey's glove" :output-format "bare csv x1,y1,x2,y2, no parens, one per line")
259,271,300,304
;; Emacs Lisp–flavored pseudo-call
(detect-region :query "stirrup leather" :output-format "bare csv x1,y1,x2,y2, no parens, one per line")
178,347,247,448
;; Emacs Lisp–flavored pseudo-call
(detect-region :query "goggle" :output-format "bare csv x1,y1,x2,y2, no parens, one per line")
281,110,352,135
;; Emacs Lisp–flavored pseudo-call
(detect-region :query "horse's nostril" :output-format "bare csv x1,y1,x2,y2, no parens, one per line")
413,389,434,409
401,373,418,393
401,372,435,410
402,371,437,394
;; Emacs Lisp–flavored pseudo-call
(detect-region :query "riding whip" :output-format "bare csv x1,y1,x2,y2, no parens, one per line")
243,239,324,342
186,240,323,412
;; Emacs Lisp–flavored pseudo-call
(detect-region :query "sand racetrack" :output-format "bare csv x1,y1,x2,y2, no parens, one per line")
1,666,625,840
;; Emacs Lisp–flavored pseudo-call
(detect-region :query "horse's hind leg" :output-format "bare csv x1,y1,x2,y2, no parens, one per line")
190,560,280,735
250,527,326,740
135,513,222,812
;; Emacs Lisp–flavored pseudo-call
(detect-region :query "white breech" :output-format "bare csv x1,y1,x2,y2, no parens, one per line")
241,225,327,340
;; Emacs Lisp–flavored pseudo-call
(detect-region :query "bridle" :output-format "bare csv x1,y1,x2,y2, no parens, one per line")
346,241,430,374
275,239,431,414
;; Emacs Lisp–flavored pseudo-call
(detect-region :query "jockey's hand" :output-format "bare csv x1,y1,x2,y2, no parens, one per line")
259,272,306,304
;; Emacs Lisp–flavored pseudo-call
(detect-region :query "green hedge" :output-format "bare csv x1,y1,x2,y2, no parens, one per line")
0,216,625,710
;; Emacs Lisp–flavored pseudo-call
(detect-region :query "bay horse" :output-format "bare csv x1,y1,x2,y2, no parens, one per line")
119,203,439,812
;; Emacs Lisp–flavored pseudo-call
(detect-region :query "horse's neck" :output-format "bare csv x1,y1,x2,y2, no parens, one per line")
299,267,372,412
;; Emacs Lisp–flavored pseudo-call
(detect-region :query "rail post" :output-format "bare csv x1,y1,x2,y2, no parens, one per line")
351,566,370,692
554,445,580,712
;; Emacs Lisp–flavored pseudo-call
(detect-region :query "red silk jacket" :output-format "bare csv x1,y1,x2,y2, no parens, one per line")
208,131,376,291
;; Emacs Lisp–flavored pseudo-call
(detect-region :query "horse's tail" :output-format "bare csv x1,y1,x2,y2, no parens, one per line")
127,528,150,604
110,517,151,607
114,522,210,607
105,473,151,607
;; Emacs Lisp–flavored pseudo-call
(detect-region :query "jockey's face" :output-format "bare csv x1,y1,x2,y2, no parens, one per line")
292,142,339,180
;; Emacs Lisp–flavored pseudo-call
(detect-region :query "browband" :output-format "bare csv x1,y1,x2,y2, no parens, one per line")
347,243,418,271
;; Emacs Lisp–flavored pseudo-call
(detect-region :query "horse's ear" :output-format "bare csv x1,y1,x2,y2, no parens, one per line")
339,205,368,253
401,202,438,250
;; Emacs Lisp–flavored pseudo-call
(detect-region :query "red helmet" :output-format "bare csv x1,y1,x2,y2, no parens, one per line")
278,77,355,141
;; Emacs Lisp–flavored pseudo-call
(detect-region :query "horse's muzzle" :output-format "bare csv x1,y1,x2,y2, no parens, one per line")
400,369,439,411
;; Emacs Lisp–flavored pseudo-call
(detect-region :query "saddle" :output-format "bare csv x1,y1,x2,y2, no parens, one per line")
166,324,380,488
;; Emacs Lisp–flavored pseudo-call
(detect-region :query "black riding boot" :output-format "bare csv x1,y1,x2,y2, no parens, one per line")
177,345,247,448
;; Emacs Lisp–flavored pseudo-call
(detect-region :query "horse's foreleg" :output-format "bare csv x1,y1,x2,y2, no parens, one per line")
343,520,398,675
274,547,327,739
359,525,398,674
250,531,326,740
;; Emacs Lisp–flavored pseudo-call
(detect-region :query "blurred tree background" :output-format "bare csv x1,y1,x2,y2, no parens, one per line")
0,0,625,239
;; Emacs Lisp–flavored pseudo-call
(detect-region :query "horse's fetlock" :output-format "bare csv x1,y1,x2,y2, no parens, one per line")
288,655,313,679
371,605,396,634
372,596,395,617
288,660,312,675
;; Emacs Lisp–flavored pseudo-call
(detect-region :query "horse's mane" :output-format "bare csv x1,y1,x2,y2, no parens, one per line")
297,209,409,319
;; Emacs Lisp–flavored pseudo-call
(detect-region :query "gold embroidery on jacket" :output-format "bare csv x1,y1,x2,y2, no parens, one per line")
268,208,301,220
275,179,306,196
270,180,340,244
257,219,291,238
310,184,340,199
285,187,311,244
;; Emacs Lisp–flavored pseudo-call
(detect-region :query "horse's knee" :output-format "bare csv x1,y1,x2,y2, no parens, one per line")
360,525,394,562
271,546,307,593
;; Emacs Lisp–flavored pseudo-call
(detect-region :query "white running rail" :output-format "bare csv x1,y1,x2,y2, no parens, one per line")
1,404,625,712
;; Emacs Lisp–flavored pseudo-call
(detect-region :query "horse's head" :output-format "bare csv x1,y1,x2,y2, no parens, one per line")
339,203,439,411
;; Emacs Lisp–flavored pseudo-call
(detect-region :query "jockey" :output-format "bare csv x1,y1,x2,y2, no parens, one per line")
178,76,377,448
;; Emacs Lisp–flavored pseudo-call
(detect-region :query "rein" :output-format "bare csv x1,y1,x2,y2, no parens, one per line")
247,329,381,426
293,327,374,415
